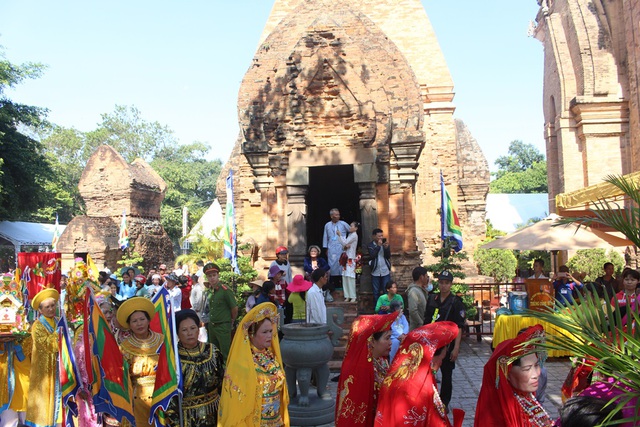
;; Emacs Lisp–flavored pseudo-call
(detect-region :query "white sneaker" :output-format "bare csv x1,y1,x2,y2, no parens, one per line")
325,291,334,302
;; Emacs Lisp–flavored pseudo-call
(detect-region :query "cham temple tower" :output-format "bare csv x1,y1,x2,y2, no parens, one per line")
533,0,640,215
218,0,490,284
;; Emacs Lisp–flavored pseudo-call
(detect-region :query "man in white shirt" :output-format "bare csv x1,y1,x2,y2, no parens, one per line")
306,268,328,324
528,259,548,279
165,273,182,312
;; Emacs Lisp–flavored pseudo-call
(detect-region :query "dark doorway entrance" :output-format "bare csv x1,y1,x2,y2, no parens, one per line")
306,165,361,252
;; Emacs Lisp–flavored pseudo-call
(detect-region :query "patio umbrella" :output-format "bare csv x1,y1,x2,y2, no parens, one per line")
480,214,632,251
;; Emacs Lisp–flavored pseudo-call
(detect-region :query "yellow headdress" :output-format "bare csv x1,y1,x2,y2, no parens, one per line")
116,297,155,327
32,288,60,310
218,302,289,426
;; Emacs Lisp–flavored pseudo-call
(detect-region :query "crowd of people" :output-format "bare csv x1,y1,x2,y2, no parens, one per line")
1,206,639,427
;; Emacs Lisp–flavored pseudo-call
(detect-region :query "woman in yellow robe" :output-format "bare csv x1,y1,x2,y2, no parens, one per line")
25,288,61,427
218,302,289,426
0,335,32,424
117,297,162,427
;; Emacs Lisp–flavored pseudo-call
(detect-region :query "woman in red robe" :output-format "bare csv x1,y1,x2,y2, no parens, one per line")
374,321,464,427
474,324,553,427
335,312,399,427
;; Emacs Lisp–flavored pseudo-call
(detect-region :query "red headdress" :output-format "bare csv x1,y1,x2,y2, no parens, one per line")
336,312,399,427
374,321,463,427
474,324,551,427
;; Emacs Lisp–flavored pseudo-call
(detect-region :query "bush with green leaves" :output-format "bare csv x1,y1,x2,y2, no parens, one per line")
515,250,551,277
474,242,518,282
566,248,624,282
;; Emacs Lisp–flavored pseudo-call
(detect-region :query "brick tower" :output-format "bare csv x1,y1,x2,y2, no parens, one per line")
219,0,490,290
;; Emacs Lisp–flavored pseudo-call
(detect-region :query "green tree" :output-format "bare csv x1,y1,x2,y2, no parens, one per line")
490,140,547,193
37,108,223,245
514,250,551,277
86,105,177,162
566,249,624,282
0,49,53,219
176,228,225,270
474,243,517,282
494,140,544,177
35,125,87,222
151,142,222,244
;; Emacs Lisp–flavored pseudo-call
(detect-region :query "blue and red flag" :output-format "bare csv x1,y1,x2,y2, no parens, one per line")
440,172,463,252
149,287,181,426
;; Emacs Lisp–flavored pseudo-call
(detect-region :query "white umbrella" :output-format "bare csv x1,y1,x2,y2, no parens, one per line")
481,214,632,251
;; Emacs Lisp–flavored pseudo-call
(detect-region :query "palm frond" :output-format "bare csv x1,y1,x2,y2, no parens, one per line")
522,291,640,425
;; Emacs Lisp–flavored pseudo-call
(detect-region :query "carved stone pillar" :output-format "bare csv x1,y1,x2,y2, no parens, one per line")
358,181,377,250
287,185,308,271
357,181,377,308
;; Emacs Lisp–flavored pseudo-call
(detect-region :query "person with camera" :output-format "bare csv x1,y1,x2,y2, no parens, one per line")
367,228,391,303
553,265,584,306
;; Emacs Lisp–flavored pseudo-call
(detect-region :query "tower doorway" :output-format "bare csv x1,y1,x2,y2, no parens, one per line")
306,165,361,252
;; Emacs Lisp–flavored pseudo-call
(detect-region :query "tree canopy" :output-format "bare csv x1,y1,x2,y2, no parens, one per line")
490,140,547,193
0,49,53,219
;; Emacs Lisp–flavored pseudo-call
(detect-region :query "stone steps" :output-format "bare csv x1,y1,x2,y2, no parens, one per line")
326,289,360,372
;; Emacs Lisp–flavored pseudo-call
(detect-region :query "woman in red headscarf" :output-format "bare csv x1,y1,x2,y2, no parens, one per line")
335,312,399,427
474,324,553,427
374,321,464,427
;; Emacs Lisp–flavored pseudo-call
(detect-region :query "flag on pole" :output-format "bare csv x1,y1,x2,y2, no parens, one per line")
118,210,129,251
440,172,463,252
51,214,61,252
58,314,80,426
84,290,135,424
223,170,240,274
149,287,181,426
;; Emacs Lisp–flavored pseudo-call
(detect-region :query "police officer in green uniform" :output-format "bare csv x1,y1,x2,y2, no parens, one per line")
204,262,238,363
424,270,465,412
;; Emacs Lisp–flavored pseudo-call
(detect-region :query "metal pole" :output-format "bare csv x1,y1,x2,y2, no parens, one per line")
182,206,189,255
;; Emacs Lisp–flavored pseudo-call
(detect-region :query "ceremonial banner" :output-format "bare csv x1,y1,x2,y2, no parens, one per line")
84,290,135,424
440,172,463,252
86,254,99,281
223,170,240,274
118,210,129,251
51,214,61,252
149,287,181,425
17,252,61,299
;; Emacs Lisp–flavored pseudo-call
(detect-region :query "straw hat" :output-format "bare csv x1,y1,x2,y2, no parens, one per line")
249,279,264,288
32,288,60,310
116,297,155,327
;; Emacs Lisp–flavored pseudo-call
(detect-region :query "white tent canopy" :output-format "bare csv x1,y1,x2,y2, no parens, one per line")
185,199,223,242
0,221,65,261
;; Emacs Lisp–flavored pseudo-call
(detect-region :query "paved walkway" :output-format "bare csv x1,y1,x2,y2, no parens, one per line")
297,335,572,427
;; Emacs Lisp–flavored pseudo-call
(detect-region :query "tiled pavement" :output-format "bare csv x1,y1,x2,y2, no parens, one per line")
295,335,572,427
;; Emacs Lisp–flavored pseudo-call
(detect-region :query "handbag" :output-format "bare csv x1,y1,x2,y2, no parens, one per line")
339,252,349,267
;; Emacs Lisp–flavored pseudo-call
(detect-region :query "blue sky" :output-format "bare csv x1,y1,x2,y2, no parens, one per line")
0,1,543,171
